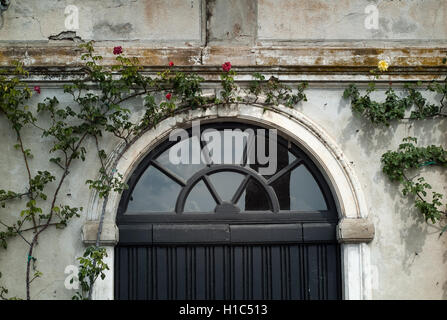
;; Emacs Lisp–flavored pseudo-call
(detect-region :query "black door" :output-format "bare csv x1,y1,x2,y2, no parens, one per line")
115,122,342,300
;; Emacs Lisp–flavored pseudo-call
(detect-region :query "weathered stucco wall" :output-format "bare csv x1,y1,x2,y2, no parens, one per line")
0,0,446,300
1,0,447,44
0,0,203,43
257,0,447,41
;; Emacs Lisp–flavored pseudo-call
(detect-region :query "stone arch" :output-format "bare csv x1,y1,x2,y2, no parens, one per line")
84,103,374,300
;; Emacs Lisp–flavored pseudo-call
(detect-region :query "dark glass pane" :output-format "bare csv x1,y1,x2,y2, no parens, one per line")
156,136,206,180
208,171,245,201
237,179,271,211
248,138,293,209
184,179,216,212
288,151,296,163
272,164,327,211
127,166,181,213
248,138,293,179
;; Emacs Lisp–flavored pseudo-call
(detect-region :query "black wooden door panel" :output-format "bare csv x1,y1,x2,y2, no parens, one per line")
115,244,341,300
117,223,336,245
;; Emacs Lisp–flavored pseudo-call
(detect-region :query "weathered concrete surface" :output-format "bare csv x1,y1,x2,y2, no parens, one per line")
1,0,447,46
0,0,446,71
82,221,118,245
207,0,257,45
0,45,445,72
0,0,202,43
338,218,375,243
258,0,447,41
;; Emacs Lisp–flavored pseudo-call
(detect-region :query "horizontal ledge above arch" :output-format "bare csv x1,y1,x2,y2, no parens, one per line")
0,45,445,75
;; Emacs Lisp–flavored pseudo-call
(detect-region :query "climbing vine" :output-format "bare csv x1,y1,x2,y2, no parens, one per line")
1,39,443,300
381,137,447,225
343,82,446,125
0,41,308,300
344,60,447,233
71,246,109,300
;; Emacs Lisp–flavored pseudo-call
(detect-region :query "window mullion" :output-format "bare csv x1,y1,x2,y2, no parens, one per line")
202,175,223,205
267,159,302,185
230,174,250,204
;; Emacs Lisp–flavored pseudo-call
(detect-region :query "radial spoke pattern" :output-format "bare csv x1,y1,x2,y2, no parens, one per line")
125,124,330,215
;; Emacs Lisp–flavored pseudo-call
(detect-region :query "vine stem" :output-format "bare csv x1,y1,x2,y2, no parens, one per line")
15,130,39,238
402,173,447,218
0,191,30,202
25,132,88,300
86,134,111,300
15,130,32,186
18,223,59,233
0,220,30,245
402,173,427,204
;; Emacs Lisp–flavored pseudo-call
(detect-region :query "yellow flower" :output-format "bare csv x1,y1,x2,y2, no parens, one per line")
377,60,389,72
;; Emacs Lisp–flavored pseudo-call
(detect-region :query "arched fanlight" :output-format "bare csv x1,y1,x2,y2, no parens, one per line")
117,122,337,224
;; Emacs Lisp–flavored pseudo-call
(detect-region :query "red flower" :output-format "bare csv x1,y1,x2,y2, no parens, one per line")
166,93,172,100
169,61,174,67
222,61,232,72
33,86,41,94
113,46,123,55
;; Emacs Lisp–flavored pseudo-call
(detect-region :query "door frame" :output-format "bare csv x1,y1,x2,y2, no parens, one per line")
85,103,373,300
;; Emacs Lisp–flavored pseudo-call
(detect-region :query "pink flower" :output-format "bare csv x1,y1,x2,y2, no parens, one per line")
222,61,232,72
33,86,41,94
113,46,123,55
166,93,172,100
169,61,174,67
